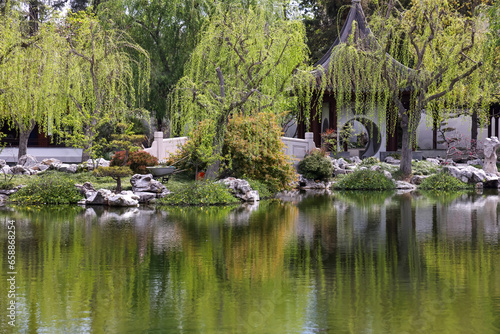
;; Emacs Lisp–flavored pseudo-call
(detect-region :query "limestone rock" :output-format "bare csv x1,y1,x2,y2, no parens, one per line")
41,158,62,168
18,154,38,168
384,156,400,165
383,171,393,179
396,181,417,191
298,175,332,189
86,189,112,205
130,174,167,193
10,165,29,175
1,166,10,175
219,177,260,202
483,137,500,175
0,159,6,168
134,191,158,203
58,163,78,173
107,191,139,207
75,182,96,196
82,158,110,170
349,156,362,164
410,175,427,185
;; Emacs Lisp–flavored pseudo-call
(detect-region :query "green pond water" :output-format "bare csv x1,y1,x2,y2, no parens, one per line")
0,191,499,333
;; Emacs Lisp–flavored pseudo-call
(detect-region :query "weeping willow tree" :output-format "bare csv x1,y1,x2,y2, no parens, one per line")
59,10,150,161
315,0,494,176
0,12,68,160
170,4,310,179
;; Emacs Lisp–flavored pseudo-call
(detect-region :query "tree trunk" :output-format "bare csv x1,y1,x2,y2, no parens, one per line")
400,117,413,177
205,114,229,180
17,120,36,162
399,110,420,178
471,110,478,149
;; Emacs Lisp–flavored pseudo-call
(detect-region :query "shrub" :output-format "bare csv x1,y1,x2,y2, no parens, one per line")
167,119,216,179
411,160,441,175
224,112,296,191
93,166,133,192
157,181,239,206
127,151,158,174
419,171,472,190
11,173,83,204
297,149,334,181
247,179,273,199
170,113,297,191
333,170,395,190
359,156,380,167
111,150,158,174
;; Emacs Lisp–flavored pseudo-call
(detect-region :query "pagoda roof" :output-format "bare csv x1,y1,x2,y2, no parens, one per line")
312,0,412,82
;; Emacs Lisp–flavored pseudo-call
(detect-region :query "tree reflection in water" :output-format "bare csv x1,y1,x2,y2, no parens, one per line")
0,191,499,333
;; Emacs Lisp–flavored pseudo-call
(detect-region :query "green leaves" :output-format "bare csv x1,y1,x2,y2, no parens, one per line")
10,173,83,204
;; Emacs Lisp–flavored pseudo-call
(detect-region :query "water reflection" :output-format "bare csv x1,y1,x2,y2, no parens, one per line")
0,191,499,333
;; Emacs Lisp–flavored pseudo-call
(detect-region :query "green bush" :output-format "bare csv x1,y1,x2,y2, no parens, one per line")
157,181,239,206
169,113,297,191
224,112,297,192
10,173,83,204
359,156,380,167
297,149,334,181
333,169,395,190
411,160,441,175
419,172,472,190
247,179,273,199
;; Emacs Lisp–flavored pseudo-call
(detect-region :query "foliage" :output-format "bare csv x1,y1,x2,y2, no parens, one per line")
10,173,83,204
93,166,133,192
298,149,334,181
419,171,473,190
247,179,273,199
0,11,68,159
310,0,495,177
166,120,216,179
333,169,395,190
111,150,158,175
157,181,239,206
127,151,158,174
359,157,380,167
411,160,441,176
170,113,297,191
224,112,297,192
57,10,150,160
335,190,394,208
170,4,310,178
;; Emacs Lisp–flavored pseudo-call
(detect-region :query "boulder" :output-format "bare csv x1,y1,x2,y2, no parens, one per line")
396,181,417,191
483,137,500,174
467,159,483,167
1,166,10,175
41,158,62,166
0,159,6,168
18,154,38,168
10,165,29,175
349,156,362,164
134,191,158,203
337,158,348,169
82,158,110,170
130,174,167,193
384,156,400,165
444,165,499,188
107,191,139,207
75,182,96,196
86,189,112,205
298,175,332,189
410,175,427,185
383,171,393,179
219,177,260,202
30,164,49,172
58,163,78,173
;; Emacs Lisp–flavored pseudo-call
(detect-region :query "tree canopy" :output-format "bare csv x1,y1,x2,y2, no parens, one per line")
314,0,495,176
171,4,310,178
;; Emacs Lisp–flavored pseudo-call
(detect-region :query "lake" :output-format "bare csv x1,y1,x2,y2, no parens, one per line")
0,190,499,333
